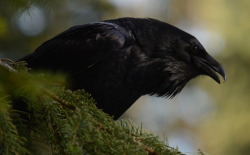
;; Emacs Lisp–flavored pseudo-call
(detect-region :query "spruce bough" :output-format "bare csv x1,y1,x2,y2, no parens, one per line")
0,58,184,155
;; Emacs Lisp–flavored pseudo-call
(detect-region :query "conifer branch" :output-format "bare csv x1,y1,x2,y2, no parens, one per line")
72,113,82,146
0,58,17,72
0,58,184,154
135,141,156,155
43,89,78,110
93,118,158,154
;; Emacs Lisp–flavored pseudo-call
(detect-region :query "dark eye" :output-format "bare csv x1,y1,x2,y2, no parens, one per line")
192,45,199,53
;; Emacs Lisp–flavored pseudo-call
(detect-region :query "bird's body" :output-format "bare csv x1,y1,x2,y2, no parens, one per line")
19,18,226,119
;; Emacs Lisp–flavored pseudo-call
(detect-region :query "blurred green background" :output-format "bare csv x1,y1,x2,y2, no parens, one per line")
0,0,249,154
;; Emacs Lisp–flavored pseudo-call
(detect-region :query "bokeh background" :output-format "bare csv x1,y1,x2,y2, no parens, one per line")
0,0,249,154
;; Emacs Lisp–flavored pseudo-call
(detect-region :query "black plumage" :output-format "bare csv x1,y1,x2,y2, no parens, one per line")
19,17,226,119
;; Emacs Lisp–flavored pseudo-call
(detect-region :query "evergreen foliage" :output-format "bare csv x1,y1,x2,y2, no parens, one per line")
0,58,185,154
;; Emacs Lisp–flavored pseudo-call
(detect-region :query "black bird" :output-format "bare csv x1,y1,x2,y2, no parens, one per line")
19,17,227,119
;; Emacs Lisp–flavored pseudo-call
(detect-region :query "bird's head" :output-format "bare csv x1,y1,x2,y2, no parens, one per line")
139,19,227,97
112,18,226,97
169,34,227,84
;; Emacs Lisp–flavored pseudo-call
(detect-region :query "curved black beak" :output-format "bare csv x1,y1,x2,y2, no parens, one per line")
193,54,227,84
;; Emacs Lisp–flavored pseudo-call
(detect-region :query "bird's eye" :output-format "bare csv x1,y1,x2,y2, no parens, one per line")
192,45,198,53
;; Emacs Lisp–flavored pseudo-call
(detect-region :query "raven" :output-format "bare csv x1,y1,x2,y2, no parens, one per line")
19,17,226,119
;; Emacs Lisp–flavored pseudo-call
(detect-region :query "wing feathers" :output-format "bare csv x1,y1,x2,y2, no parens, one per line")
20,22,126,74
